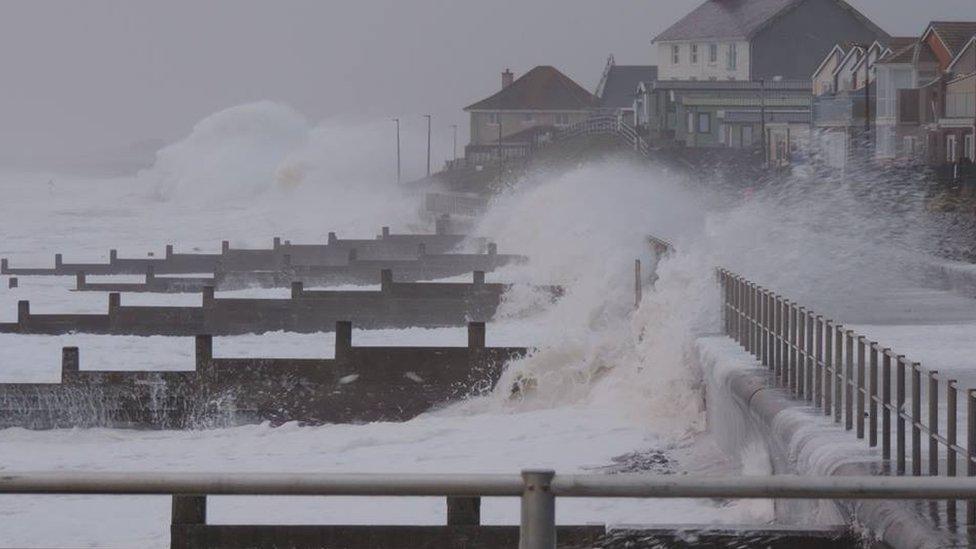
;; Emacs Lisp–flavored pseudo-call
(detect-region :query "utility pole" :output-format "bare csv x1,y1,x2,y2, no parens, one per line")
864,50,871,148
392,118,401,184
450,124,458,162
760,78,767,166
423,114,432,177
498,120,503,172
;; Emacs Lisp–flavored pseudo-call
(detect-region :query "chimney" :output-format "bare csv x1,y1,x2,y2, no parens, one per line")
502,69,514,89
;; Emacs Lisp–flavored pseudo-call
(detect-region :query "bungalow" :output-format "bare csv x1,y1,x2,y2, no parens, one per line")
463,66,598,163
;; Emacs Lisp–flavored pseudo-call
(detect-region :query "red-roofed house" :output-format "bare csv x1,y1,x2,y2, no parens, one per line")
462,66,598,163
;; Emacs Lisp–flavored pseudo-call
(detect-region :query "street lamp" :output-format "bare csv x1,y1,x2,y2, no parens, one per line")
392,118,401,184
423,114,432,177
450,124,458,162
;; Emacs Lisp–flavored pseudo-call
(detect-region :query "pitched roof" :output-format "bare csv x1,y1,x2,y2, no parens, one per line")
598,65,658,109
654,0,799,41
948,35,976,73
464,66,598,111
877,38,918,65
929,22,976,56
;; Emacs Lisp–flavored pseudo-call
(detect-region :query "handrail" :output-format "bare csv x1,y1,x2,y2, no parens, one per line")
718,268,976,527
2,470,976,499
4,470,976,549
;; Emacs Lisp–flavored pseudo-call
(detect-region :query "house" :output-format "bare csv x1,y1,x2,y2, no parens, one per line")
640,0,887,169
940,35,976,176
811,37,915,168
871,22,976,169
594,55,658,125
652,0,887,82
463,66,598,162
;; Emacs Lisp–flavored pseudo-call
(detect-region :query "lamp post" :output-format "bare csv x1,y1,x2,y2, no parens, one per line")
423,114,432,177
450,124,458,162
392,118,401,184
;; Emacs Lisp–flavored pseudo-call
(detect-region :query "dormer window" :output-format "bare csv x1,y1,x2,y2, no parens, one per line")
671,45,680,64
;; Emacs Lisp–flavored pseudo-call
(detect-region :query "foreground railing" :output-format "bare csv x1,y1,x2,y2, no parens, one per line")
4,470,976,548
719,268,976,525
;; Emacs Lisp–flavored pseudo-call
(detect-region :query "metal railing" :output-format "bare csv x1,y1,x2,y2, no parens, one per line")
6,470,976,549
718,268,976,525
554,115,650,157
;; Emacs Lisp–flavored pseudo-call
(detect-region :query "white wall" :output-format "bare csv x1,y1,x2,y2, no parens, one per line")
656,40,750,81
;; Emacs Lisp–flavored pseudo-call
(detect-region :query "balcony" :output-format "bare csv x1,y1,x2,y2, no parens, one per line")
812,92,870,128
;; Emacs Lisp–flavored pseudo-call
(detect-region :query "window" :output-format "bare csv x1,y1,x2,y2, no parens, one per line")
966,134,974,161
903,136,917,156
727,43,737,70
487,113,499,125
947,135,957,162
709,44,718,64
697,112,710,134
671,44,680,64
686,112,695,133
741,125,754,146
555,113,570,126
691,44,699,64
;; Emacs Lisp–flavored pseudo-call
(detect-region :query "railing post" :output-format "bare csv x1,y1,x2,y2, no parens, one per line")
760,289,769,368
519,469,556,549
767,293,776,372
912,363,922,477
967,389,976,525
845,331,854,432
814,316,823,407
948,380,958,523
883,351,892,460
856,336,866,440
869,344,878,447
834,325,844,423
824,320,833,416
171,495,206,549
806,311,814,403
790,304,798,396
774,296,783,384
929,371,939,476
897,356,907,475
797,308,806,399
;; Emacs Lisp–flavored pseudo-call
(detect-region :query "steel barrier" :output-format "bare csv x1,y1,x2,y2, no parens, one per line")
4,470,976,548
718,268,976,526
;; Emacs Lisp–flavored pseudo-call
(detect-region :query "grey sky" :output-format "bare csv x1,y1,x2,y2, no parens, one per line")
0,0,973,170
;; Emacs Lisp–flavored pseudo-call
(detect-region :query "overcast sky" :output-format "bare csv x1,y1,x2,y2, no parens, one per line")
0,0,973,169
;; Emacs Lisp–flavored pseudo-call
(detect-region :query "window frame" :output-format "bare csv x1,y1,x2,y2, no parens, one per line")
686,112,695,134
487,113,500,125
691,44,699,65
697,112,710,134
671,44,680,65
727,43,737,71
947,134,957,162
708,43,718,64
965,133,974,161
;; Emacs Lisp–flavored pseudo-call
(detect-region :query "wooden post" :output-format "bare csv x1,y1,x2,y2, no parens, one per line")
171,495,207,549
335,321,353,361
447,496,481,525
468,322,486,348
195,335,213,372
634,259,642,309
